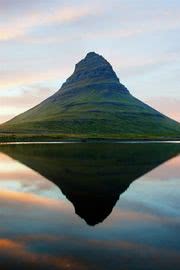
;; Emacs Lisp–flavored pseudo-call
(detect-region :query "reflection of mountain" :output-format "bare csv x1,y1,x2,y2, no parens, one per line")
1,143,179,226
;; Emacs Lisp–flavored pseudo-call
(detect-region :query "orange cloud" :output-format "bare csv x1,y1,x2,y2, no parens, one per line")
0,189,68,211
0,238,87,269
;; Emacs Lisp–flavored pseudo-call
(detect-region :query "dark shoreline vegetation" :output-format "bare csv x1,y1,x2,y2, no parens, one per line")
0,132,179,143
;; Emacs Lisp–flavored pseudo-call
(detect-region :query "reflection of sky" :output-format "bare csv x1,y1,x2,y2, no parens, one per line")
119,155,180,217
0,152,179,269
0,153,65,200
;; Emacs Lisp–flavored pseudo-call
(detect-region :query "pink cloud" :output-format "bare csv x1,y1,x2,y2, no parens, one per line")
0,85,56,123
0,5,101,41
0,238,87,269
145,96,180,122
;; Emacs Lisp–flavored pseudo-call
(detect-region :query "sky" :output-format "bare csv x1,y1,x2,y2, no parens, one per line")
0,0,180,123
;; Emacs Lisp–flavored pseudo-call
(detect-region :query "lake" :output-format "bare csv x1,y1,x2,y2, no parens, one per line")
0,142,179,270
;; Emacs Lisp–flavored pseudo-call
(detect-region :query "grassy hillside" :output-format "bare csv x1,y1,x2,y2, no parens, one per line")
1,88,179,139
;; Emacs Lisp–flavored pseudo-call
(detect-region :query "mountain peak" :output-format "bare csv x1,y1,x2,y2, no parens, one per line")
84,51,106,62
75,51,113,71
59,51,130,93
86,51,99,57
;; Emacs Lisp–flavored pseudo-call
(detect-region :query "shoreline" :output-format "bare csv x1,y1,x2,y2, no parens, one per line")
0,133,180,144
0,139,180,145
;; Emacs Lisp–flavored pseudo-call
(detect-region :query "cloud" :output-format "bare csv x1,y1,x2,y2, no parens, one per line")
0,86,53,107
0,238,87,269
111,51,180,78
0,67,68,89
145,96,180,122
0,85,56,123
1,1,180,43
0,3,101,41
0,115,13,123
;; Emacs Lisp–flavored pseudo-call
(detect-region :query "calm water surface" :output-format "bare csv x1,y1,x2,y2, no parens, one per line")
0,143,179,270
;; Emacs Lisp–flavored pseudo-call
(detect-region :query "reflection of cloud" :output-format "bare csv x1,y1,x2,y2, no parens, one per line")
102,206,180,230
0,153,61,198
87,238,180,265
0,153,26,172
0,238,87,270
144,155,180,181
106,209,158,224
0,189,61,208
0,146,179,268
0,235,179,270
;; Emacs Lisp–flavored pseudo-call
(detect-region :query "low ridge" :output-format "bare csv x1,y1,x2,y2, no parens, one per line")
1,52,180,139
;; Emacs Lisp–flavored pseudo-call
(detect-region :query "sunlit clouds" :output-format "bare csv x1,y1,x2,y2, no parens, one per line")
0,238,88,270
0,5,99,41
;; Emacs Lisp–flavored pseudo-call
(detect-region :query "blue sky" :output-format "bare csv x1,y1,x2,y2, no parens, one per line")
0,0,180,123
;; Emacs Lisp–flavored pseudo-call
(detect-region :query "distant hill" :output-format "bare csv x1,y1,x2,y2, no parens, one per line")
1,52,180,139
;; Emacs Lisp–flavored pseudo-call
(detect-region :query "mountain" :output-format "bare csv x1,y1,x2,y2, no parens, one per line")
1,52,180,139
1,143,179,225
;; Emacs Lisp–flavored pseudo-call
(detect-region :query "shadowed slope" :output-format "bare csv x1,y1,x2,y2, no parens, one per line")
1,143,179,225
1,52,180,139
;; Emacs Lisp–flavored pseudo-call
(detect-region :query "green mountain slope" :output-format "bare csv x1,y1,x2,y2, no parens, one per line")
1,52,180,139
